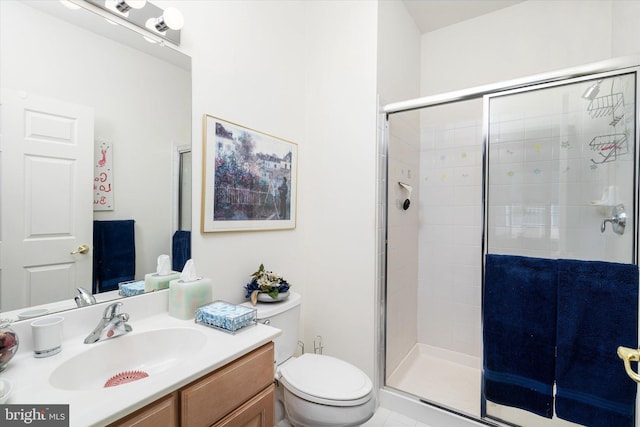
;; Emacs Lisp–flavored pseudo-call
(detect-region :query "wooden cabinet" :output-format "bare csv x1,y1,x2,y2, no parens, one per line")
107,343,274,427
181,342,274,426
108,393,178,427
213,385,275,427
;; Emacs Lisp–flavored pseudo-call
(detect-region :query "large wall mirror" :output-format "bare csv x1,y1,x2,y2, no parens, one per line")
0,0,192,319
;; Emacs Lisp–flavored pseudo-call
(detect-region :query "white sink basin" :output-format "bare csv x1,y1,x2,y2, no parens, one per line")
49,328,206,391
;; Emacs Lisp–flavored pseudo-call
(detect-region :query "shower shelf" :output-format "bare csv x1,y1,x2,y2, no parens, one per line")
589,133,628,165
588,93,625,126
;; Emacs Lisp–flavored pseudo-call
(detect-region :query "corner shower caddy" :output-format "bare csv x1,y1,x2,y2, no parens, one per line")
587,88,629,165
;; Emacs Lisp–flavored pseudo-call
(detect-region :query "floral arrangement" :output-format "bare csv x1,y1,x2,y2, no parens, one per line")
244,264,291,305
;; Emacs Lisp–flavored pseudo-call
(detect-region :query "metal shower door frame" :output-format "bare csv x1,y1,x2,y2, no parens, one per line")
481,68,639,265
481,67,640,426
379,56,640,427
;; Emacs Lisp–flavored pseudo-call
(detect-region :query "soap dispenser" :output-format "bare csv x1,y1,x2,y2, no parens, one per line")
145,255,180,292
169,259,212,319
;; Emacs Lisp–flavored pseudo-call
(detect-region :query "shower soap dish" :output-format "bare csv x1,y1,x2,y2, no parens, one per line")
195,301,257,334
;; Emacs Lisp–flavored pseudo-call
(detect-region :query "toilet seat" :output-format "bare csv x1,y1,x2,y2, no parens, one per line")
277,353,373,407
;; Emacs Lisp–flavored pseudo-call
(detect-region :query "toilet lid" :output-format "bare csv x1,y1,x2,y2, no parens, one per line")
278,354,373,407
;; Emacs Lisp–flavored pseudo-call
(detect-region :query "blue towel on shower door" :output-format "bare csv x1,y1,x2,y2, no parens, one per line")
93,220,136,293
483,254,557,418
555,259,638,427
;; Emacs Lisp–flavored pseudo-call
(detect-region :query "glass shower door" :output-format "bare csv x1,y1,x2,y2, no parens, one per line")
483,70,638,426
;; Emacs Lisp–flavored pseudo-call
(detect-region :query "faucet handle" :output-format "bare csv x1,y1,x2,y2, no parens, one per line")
75,287,96,307
102,302,123,320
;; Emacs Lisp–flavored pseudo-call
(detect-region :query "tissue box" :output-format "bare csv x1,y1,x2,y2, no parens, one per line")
118,280,145,297
195,301,257,334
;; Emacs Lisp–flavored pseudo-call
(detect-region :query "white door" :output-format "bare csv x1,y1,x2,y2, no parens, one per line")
0,90,94,311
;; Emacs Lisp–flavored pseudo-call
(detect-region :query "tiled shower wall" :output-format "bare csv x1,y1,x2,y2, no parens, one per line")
417,100,484,358
487,76,635,263
385,99,485,374
386,111,420,375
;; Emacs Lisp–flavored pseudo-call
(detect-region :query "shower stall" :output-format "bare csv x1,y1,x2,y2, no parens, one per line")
380,58,640,427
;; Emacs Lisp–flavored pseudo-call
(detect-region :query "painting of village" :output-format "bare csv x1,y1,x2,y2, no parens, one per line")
202,115,297,232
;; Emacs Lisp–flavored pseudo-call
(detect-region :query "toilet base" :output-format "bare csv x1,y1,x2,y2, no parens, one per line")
282,386,376,427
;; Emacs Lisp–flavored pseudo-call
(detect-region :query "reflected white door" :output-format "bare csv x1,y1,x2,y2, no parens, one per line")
0,90,94,311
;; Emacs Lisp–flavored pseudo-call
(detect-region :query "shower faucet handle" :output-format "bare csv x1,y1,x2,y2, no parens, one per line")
601,204,626,235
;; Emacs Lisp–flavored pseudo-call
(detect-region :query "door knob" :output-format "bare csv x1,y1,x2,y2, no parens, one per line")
70,244,90,255
617,346,640,383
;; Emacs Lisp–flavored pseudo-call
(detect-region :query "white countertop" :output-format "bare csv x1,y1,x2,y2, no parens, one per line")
1,290,122,322
1,292,281,426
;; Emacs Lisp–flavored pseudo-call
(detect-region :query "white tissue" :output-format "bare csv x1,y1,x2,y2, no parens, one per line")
156,254,172,275
180,259,200,282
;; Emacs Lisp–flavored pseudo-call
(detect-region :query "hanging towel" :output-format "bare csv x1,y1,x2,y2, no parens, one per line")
172,230,191,272
555,259,638,427
483,254,557,418
93,220,136,293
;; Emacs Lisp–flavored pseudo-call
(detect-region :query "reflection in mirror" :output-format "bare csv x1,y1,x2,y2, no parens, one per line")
0,0,192,320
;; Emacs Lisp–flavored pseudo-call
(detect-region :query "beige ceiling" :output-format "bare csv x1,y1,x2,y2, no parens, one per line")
402,0,525,33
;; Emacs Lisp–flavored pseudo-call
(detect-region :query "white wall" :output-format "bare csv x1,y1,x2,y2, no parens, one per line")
420,0,614,96
300,1,378,376
166,0,379,378
1,1,190,286
376,0,422,376
377,0,421,105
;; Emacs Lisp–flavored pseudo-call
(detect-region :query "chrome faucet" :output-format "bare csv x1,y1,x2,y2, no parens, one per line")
74,287,96,307
84,302,132,344
601,204,626,235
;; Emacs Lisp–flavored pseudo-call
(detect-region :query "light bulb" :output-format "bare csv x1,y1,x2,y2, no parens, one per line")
160,7,184,31
127,0,146,9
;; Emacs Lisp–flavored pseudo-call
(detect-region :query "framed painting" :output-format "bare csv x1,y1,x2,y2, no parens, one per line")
201,115,298,232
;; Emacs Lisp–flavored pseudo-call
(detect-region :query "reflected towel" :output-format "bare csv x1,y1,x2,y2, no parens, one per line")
172,230,191,272
483,254,557,418
93,220,136,293
555,259,638,427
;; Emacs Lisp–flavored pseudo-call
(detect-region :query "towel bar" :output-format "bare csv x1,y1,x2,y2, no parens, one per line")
617,346,640,383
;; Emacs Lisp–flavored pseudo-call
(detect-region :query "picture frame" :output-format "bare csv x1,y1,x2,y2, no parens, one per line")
201,115,298,232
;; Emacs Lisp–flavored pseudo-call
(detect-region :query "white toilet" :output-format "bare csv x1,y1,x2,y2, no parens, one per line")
242,291,376,427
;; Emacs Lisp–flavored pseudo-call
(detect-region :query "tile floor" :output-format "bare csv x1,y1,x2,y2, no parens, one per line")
277,407,424,427
362,407,430,427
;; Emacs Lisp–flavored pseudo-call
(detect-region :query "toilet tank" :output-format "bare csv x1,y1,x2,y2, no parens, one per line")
241,291,301,366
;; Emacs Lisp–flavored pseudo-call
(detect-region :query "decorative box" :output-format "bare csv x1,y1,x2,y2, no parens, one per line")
195,301,257,334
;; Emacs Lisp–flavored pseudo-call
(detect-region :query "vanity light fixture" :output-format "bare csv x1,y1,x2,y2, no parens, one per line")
114,0,146,13
104,0,146,17
83,0,183,45
146,7,184,33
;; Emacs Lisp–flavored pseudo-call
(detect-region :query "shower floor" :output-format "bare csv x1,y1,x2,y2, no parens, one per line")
386,344,481,417
387,344,582,427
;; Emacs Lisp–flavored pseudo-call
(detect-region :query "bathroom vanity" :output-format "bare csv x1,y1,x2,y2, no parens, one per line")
109,343,275,427
2,291,280,427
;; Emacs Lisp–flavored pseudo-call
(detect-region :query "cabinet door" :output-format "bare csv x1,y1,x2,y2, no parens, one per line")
213,384,275,427
107,392,178,427
181,343,274,426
